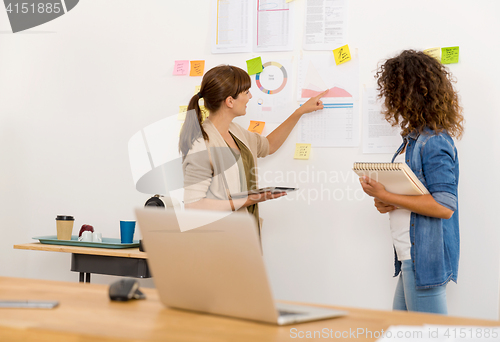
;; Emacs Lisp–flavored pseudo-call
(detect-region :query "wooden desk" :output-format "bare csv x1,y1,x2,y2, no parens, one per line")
13,243,151,283
0,276,498,342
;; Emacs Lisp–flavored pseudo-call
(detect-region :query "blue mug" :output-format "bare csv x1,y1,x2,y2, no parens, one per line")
120,220,136,244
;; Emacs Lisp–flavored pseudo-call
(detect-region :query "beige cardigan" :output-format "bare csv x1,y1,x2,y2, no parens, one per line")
182,119,270,209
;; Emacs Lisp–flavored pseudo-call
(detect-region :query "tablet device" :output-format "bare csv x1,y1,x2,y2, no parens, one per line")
231,187,298,199
0,301,59,309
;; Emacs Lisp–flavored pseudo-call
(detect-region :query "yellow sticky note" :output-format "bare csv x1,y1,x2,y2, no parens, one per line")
424,47,441,61
178,106,188,120
200,106,209,122
333,44,351,65
286,0,294,2
194,85,201,95
294,143,311,160
190,60,205,76
248,121,265,134
441,46,459,64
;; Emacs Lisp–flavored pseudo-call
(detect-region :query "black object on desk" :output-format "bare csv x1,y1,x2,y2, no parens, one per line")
109,279,146,301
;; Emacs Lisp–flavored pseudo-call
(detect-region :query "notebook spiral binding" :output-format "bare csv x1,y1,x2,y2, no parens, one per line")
353,163,404,171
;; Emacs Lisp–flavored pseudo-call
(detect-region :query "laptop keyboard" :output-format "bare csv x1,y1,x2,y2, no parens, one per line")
278,310,302,316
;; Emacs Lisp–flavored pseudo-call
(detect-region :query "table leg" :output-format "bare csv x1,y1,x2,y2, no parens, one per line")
79,272,92,283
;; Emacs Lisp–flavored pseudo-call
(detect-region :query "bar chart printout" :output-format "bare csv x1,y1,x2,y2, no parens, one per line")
297,54,360,147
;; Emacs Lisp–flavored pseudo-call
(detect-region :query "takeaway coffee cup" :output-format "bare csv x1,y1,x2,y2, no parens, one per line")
120,220,136,244
56,215,75,240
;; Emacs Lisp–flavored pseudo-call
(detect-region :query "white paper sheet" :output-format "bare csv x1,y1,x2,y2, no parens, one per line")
298,103,358,147
303,0,348,51
297,53,359,147
254,0,294,52
212,0,252,53
362,87,401,154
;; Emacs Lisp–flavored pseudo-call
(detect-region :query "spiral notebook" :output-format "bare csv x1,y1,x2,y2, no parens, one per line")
353,162,429,195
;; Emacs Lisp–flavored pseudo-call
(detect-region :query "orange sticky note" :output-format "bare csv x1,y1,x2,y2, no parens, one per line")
248,121,265,134
190,61,205,76
294,143,311,160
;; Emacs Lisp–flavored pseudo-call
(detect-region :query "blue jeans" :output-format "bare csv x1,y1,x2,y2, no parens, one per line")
393,259,448,314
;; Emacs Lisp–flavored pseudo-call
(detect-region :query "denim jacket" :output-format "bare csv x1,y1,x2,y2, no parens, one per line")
391,128,459,289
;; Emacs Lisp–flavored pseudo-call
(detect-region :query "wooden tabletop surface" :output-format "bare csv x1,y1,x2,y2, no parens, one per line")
13,243,147,259
0,276,498,342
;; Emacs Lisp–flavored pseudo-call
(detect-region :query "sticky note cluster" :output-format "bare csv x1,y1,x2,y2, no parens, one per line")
333,44,351,65
423,46,459,64
294,143,311,160
173,60,206,76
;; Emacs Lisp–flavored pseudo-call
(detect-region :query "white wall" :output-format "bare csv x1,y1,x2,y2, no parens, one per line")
1,0,499,320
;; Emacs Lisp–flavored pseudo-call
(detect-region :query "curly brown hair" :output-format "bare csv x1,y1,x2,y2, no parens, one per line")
375,50,464,138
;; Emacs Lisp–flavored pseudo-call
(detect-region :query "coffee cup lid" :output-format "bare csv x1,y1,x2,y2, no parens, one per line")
56,215,74,221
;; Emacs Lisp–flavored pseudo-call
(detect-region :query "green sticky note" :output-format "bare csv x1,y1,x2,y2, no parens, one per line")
441,46,459,64
246,57,263,75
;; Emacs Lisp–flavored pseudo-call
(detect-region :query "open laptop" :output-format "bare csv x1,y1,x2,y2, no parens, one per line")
135,208,347,325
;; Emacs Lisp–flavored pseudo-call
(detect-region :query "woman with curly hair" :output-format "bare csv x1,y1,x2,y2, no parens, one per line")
360,50,464,314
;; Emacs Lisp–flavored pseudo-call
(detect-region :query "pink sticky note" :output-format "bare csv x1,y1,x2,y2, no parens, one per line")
173,60,189,76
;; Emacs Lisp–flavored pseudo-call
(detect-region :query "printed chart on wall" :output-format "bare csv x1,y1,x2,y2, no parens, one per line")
254,0,294,52
247,59,293,123
212,0,252,53
297,54,359,147
362,87,401,153
211,0,293,53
